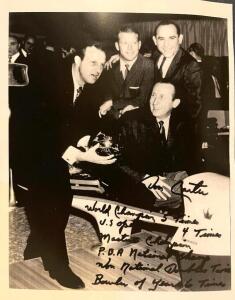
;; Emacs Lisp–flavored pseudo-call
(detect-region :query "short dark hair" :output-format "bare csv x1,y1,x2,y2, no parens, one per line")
77,40,106,60
117,26,140,41
188,43,204,58
154,20,181,36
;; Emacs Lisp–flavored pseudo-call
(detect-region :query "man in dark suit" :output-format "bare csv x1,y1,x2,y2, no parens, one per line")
21,34,36,57
55,49,109,141
153,20,202,121
87,81,195,216
22,43,116,289
99,26,154,119
8,35,27,63
9,34,32,206
116,81,195,213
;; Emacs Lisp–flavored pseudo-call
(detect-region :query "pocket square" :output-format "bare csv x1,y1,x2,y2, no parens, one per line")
129,86,140,89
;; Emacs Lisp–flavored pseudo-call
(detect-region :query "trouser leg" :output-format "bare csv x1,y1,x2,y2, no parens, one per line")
24,184,72,270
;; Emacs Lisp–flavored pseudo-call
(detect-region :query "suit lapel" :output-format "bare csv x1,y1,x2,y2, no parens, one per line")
143,113,162,145
166,115,174,149
61,57,76,105
113,61,124,85
164,48,183,79
68,76,74,105
155,55,163,81
125,54,142,84
167,112,183,150
15,52,28,64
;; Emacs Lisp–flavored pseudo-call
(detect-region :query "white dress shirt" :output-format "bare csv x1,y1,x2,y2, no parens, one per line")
21,48,28,58
9,50,27,63
71,62,84,102
156,115,171,139
9,52,20,63
157,54,176,78
120,56,138,79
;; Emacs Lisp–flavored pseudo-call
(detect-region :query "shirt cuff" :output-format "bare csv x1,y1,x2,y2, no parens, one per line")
62,146,80,165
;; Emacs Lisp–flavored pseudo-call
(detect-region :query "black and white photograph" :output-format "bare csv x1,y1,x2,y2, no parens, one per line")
1,0,234,296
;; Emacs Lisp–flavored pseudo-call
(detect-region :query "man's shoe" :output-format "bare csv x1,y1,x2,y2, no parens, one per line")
49,266,85,289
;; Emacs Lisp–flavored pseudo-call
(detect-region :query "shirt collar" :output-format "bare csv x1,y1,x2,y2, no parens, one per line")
10,52,20,63
156,114,171,137
72,62,85,90
158,54,175,67
120,56,138,72
72,62,86,101
156,114,171,125
21,48,27,57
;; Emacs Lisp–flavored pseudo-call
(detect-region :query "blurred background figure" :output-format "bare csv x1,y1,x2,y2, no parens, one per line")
21,34,36,57
61,45,77,59
9,34,27,63
188,42,228,102
188,42,204,63
187,42,229,175
187,42,211,139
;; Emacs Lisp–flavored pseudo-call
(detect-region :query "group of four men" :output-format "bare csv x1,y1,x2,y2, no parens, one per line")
11,20,202,289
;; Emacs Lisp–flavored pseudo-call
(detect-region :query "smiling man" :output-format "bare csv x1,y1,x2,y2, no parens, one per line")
153,20,202,121
61,43,114,164
99,26,154,119
119,81,195,180
56,42,108,138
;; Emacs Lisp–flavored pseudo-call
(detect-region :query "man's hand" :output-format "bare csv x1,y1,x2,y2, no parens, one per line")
142,175,171,200
104,54,120,70
120,105,139,116
79,143,116,165
77,135,91,149
99,100,113,118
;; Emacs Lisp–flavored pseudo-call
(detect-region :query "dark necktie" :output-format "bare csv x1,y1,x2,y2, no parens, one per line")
123,64,129,80
158,120,167,146
73,86,83,106
159,57,166,77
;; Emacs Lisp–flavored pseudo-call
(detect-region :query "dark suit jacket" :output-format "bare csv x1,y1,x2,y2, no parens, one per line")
9,51,68,187
9,52,35,173
82,107,195,212
104,54,154,117
117,108,196,182
48,56,108,157
155,48,202,120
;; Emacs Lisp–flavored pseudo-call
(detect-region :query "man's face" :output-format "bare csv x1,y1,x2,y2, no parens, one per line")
79,46,106,84
154,24,183,58
150,83,178,119
9,36,20,57
24,37,35,54
115,32,141,62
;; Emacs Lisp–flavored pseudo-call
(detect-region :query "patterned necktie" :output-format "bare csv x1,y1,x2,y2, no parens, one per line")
73,86,83,106
159,57,166,78
158,120,167,146
123,64,129,80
